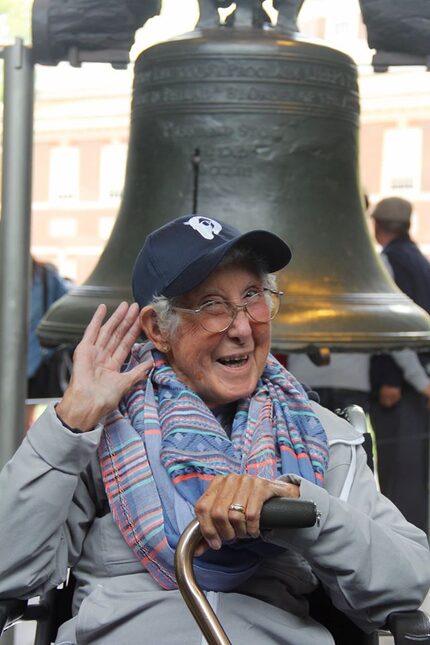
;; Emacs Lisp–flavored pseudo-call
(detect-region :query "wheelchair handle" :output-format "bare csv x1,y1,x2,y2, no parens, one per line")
335,404,367,435
174,497,317,645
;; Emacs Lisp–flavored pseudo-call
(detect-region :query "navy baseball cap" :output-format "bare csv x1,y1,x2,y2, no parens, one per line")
132,215,292,307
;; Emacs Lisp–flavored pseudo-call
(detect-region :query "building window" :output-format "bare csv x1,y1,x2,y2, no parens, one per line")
299,17,326,39
325,11,358,42
59,258,78,283
381,128,423,193
98,216,115,241
99,143,127,201
49,146,80,203
48,218,78,238
333,20,350,38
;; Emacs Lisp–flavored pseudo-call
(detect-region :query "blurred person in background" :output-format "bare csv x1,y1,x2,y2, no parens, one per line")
370,197,430,533
26,257,70,430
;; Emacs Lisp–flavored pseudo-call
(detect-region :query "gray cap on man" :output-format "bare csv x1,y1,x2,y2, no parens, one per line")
371,197,412,224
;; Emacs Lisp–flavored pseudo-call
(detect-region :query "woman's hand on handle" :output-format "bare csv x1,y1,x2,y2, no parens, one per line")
194,474,299,555
56,302,152,432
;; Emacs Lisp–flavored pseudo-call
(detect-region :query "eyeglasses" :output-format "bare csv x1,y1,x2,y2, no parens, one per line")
172,288,283,333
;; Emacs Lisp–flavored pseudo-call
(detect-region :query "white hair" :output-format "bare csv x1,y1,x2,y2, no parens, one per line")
149,295,181,336
148,246,278,338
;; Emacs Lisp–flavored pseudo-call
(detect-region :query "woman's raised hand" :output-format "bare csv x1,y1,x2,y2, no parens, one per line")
194,474,299,555
56,302,153,432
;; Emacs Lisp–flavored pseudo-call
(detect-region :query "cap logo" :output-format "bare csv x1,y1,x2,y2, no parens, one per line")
184,216,222,240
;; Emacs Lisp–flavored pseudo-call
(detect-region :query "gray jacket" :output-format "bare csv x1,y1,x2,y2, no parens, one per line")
0,402,429,645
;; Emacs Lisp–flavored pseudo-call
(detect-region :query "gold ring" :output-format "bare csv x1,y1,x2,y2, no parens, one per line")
228,503,246,515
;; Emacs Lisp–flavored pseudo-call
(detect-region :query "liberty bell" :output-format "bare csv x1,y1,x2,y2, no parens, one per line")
38,0,430,352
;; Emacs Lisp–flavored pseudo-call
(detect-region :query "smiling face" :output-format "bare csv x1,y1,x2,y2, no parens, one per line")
165,264,271,408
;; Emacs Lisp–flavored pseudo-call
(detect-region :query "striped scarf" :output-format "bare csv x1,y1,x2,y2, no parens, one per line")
99,342,328,591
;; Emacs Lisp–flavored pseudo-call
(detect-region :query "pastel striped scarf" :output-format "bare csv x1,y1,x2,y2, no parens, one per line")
99,342,328,591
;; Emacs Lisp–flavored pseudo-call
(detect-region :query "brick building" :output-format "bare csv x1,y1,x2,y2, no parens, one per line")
299,0,430,256
29,0,430,284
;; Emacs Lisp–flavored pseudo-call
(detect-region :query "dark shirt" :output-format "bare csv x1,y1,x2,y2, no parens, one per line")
383,234,430,315
371,234,430,390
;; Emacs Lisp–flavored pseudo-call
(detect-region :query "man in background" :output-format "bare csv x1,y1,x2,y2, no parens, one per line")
370,197,430,533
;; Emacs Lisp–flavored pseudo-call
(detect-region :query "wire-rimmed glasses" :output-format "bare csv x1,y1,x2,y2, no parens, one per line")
172,289,283,333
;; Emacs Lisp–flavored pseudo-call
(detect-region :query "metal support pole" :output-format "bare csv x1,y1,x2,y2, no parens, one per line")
0,39,34,469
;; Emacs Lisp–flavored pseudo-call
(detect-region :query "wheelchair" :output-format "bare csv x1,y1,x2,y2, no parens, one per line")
1,406,430,644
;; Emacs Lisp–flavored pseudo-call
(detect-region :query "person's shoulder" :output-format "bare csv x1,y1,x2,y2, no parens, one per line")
388,236,425,260
384,239,409,260
310,400,364,445
384,241,417,275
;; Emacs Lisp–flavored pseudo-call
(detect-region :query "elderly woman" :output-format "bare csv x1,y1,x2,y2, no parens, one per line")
0,215,429,645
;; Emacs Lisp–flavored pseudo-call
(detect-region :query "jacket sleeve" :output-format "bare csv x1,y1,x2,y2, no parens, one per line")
0,403,103,599
391,348,430,393
263,439,430,632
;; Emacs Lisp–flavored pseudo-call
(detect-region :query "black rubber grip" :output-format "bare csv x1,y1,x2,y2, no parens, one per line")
259,498,317,530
